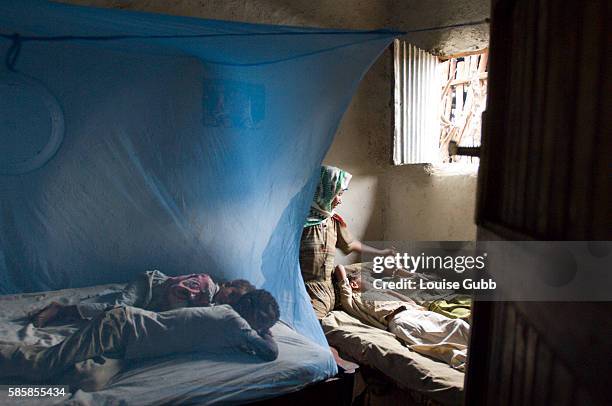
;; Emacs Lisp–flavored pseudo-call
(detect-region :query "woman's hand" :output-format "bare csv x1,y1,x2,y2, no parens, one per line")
381,247,397,256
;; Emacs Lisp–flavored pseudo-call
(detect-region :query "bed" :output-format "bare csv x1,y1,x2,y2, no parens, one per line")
321,263,470,406
0,283,336,405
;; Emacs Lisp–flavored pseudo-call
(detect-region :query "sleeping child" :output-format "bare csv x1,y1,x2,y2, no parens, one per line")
1,289,281,386
333,264,470,370
31,270,255,327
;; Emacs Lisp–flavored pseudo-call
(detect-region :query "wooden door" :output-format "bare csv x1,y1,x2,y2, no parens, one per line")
465,0,611,404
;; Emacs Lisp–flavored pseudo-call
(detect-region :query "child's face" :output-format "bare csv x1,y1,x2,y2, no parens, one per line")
332,191,344,209
215,286,244,305
242,308,270,335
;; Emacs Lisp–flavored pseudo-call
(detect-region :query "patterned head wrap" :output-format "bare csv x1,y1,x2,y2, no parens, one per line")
304,165,352,227
164,273,219,309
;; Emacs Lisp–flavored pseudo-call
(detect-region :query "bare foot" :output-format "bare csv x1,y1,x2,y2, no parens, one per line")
31,302,64,327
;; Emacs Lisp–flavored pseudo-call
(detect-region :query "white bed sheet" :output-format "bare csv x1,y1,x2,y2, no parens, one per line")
0,284,336,405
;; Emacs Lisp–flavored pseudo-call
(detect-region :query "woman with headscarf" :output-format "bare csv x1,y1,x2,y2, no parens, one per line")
300,165,394,319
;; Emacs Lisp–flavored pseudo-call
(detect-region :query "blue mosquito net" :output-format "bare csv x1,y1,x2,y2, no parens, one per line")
0,0,399,350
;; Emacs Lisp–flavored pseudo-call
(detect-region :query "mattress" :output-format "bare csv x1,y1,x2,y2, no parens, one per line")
322,310,464,406
325,263,466,406
0,284,336,405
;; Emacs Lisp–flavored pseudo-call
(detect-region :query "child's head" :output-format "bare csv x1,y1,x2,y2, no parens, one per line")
232,289,280,334
215,279,256,305
346,269,362,291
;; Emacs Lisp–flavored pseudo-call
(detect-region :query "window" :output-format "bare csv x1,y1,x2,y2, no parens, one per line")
393,40,488,165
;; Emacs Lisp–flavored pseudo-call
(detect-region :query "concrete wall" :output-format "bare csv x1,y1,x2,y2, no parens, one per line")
60,0,488,260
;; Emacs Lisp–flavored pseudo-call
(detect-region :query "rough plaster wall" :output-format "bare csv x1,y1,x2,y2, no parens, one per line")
387,0,490,55
58,0,486,262
59,0,489,55
58,0,390,29
382,166,478,241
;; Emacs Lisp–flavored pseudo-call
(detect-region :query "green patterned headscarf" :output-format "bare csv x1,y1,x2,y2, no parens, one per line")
304,165,352,227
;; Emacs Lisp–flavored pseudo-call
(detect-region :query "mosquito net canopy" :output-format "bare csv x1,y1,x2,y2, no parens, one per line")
0,0,399,348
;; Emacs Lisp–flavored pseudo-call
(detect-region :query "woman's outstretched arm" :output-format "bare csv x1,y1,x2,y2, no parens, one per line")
347,240,395,256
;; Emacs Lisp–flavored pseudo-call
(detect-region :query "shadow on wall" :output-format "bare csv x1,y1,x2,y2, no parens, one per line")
330,173,383,265
322,53,392,264
381,164,478,241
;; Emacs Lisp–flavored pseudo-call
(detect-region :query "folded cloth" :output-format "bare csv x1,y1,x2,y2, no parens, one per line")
428,295,472,321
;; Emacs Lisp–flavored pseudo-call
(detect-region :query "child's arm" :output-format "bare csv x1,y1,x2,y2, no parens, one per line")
30,302,82,327
244,330,279,361
333,265,356,312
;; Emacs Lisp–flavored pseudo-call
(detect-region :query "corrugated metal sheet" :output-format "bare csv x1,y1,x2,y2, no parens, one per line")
393,40,440,164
